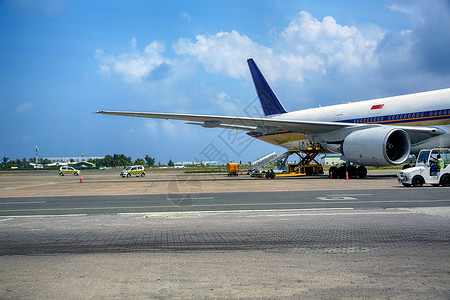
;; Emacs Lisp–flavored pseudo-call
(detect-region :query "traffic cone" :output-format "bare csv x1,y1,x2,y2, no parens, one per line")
80,176,83,183
329,170,333,179
345,170,349,180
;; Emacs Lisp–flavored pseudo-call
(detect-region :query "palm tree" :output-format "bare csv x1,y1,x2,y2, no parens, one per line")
2,156,9,169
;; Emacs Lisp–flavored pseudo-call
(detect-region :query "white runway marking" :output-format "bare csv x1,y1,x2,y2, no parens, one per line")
167,197,215,200
327,194,373,197
0,201,47,205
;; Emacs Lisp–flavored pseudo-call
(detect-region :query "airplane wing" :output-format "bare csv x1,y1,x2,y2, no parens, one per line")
395,125,446,144
95,110,354,133
95,110,444,142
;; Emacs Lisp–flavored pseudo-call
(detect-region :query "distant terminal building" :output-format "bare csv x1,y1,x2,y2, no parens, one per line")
320,154,346,166
175,161,219,167
43,156,104,167
44,156,104,164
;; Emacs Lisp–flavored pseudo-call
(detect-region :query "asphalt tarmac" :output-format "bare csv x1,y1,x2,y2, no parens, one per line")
1,188,450,216
0,170,449,299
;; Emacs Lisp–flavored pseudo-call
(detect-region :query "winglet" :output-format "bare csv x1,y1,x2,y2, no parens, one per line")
247,58,287,116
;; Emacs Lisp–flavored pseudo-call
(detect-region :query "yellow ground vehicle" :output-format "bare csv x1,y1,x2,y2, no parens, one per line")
59,166,80,176
227,163,239,177
275,164,323,178
121,165,145,178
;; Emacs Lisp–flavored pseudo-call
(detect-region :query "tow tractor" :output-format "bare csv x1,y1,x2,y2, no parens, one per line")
397,148,450,187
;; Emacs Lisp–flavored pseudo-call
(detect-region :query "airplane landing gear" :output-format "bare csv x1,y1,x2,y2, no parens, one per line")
329,165,367,179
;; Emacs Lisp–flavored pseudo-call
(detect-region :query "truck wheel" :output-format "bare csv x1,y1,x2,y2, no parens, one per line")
412,175,424,187
127,173,131,178
440,174,450,187
59,173,64,176
74,172,78,176
141,173,145,177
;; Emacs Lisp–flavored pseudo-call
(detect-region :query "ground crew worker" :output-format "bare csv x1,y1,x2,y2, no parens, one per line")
437,154,444,171
431,154,444,175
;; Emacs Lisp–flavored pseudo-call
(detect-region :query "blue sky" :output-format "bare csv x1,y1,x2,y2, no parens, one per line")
1,0,450,164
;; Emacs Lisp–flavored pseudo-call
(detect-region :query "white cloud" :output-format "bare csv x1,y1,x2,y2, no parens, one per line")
17,134,32,141
16,101,32,113
174,30,273,80
95,11,384,87
180,12,192,21
281,11,382,72
213,92,241,115
173,12,383,83
388,3,424,23
95,39,172,83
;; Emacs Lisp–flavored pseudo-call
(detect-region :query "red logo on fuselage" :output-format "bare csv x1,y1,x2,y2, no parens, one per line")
371,104,384,110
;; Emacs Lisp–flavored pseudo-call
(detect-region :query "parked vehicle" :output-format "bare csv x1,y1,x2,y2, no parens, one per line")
59,166,80,176
120,165,145,178
397,148,450,187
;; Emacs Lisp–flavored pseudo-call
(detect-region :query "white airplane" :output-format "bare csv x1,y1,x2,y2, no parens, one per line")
96,59,450,178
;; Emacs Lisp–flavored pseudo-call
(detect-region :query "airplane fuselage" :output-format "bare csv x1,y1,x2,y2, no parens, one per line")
247,88,450,154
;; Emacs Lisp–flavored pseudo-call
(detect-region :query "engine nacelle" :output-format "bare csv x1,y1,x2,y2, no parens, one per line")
342,127,411,166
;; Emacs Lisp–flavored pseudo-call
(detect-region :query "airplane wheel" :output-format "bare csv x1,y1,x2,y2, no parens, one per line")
440,174,450,187
329,167,337,179
357,166,367,178
338,166,346,179
412,175,424,187
348,166,357,178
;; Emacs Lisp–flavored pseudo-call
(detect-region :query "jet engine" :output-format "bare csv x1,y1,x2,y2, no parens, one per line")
342,127,411,166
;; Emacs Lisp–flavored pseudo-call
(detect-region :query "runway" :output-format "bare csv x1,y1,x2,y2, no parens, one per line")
0,170,449,299
0,188,449,216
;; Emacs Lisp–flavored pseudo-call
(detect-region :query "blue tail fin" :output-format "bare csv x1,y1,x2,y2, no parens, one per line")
247,58,287,116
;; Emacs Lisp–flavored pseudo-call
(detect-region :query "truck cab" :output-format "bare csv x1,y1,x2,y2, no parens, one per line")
397,148,450,187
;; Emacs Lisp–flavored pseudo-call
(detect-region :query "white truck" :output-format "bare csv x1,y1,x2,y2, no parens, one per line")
397,148,450,187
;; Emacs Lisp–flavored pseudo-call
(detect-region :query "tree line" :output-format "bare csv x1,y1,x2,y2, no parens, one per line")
87,154,158,168
1,156,33,169
0,154,176,170
85,154,175,168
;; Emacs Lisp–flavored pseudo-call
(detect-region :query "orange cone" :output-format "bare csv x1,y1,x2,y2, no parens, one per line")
329,170,333,179
80,176,83,183
345,170,349,180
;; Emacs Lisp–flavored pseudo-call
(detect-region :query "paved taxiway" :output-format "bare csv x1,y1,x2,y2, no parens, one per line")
0,170,449,299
